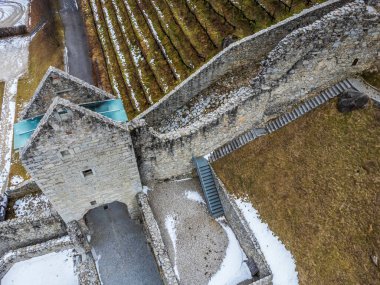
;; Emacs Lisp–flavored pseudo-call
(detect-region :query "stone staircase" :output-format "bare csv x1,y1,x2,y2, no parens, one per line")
193,157,224,218
209,79,357,162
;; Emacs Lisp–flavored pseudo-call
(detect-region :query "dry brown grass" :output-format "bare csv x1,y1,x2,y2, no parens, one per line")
362,71,380,90
9,0,64,185
213,100,380,285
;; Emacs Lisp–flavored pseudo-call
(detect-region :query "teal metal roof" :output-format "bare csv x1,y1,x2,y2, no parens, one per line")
14,99,128,150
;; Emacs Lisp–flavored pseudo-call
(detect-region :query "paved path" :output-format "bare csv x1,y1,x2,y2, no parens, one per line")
59,0,93,84
86,202,162,285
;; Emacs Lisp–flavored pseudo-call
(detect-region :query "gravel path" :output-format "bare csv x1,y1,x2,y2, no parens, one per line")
148,178,228,285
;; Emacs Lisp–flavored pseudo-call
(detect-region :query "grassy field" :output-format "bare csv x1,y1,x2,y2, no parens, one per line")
8,0,65,185
213,100,380,285
81,0,318,118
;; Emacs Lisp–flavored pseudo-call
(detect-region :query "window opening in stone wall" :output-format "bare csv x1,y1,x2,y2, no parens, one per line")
90,201,96,206
82,169,94,177
60,150,70,157
352,58,359,66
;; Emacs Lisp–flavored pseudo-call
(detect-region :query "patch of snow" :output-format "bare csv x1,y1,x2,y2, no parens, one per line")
184,190,205,204
1,249,78,285
171,177,192,182
142,185,152,194
165,214,180,280
10,175,24,187
0,0,29,28
209,218,252,285
203,153,211,160
235,198,299,285
0,79,18,193
0,36,29,81
13,193,53,218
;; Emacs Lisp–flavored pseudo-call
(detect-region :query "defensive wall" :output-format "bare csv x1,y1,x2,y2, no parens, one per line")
131,0,380,182
135,0,353,126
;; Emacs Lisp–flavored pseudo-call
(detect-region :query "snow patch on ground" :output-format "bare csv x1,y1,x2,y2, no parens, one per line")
165,214,180,280
235,198,299,285
10,175,24,188
184,190,205,204
0,0,29,28
0,36,29,81
1,249,78,285
91,248,104,285
0,79,18,193
13,193,53,218
142,185,152,194
209,218,252,285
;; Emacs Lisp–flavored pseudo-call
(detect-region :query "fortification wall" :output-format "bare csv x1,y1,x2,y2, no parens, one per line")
132,0,380,181
0,213,66,257
135,0,352,126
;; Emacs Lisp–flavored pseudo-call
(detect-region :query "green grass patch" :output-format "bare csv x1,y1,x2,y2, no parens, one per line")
213,100,380,285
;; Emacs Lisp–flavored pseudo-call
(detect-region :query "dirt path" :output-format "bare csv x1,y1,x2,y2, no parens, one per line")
59,0,93,84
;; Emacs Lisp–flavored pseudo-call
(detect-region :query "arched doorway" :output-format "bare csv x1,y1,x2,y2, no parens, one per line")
85,201,162,285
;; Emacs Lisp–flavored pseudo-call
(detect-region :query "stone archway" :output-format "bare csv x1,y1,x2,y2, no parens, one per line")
85,201,162,285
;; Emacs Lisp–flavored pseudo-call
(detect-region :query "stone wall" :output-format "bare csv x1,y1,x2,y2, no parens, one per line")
135,0,352,126
5,179,40,199
21,98,142,222
131,0,380,181
137,193,178,285
211,169,272,282
0,236,73,280
0,213,66,257
20,67,114,120
0,25,27,38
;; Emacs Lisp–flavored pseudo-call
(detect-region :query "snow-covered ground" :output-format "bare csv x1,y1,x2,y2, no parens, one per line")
236,198,299,285
0,0,29,28
13,193,53,218
0,36,29,81
165,214,180,280
184,190,205,204
209,217,252,285
0,35,29,193
1,249,78,285
0,79,18,193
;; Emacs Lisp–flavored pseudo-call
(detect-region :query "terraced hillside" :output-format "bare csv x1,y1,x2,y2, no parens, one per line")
80,0,316,118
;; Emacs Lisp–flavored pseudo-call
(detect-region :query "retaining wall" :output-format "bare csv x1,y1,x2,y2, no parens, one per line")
212,169,272,283
0,236,73,280
132,0,380,182
5,179,40,199
0,213,66,257
135,0,352,126
137,193,178,285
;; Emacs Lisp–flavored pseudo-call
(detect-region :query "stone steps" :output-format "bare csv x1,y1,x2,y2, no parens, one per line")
209,79,356,162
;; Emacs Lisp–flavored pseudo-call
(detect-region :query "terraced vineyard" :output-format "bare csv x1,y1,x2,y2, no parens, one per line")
80,0,315,118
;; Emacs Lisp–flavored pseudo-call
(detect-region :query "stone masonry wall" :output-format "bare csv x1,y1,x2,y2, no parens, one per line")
21,98,142,222
132,1,380,182
0,213,66,257
20,67,114,120
0,236,73,280
212,169,272,281
137,193,178,285
135,0,352,126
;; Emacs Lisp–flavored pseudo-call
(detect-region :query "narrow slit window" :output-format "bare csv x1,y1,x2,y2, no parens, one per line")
60,150,70,157
352,58,359,66
82,169,94,177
